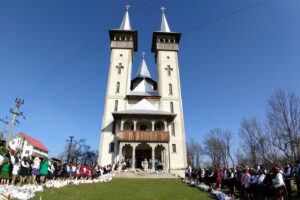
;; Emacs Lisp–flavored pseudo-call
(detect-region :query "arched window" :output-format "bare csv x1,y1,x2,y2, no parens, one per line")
140,124,148,131
170,102,174,113
169,84,173,95
114,100,118,111
116,82,120,93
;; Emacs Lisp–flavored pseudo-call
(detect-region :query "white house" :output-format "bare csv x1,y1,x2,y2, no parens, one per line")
9,132,49,158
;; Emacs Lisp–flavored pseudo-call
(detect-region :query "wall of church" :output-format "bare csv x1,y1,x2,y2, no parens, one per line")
98,47,134,166
156,50,187,172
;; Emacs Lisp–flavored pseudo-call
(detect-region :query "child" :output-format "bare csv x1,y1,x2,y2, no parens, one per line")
11,160,20,185
0,157,10,184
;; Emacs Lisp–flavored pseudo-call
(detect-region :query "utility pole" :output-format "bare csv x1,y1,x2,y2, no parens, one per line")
0,118,8,140
66,136,74,163
6,98,24,149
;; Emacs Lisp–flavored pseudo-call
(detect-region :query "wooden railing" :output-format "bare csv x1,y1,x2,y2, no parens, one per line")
118,131,169,142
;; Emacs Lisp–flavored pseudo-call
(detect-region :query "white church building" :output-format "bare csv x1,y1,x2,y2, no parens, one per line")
98,7,187,176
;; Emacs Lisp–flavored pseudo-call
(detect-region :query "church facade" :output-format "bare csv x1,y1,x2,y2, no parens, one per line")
98,7,187,176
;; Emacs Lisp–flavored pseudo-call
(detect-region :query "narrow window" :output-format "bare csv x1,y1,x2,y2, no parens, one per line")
171,123,175,136
167,56,170,59
169,84,173,95
120,54,123,57
109,142,115,153
112,121,116,135
170,102,174,113
172,144,176,153
114,100,118,111
116,82,120,93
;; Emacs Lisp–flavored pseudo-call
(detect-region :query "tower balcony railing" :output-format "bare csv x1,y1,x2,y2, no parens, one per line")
117,130,169,142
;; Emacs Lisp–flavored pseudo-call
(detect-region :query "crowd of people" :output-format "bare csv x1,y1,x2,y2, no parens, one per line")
185,160,300,200
0,148,115,185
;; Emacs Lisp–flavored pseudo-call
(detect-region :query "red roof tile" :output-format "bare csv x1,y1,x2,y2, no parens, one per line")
16,132,49,152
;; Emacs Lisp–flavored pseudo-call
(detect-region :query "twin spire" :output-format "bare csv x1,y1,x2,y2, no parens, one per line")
119,5,171,32
119,6,171,79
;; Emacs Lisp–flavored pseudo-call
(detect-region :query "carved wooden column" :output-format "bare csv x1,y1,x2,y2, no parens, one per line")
164,144,169,172
132,144,137,170
118,143,124,170
152,144,156,171
133,120,137,131
151,121,155,131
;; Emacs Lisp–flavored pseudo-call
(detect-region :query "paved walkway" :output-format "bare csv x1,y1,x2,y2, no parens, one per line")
115,169,178,179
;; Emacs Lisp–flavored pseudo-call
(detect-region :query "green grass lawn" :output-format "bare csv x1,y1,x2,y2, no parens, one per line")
31,178,211,200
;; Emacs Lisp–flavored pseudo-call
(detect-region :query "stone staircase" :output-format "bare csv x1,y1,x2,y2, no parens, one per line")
115,169,178,179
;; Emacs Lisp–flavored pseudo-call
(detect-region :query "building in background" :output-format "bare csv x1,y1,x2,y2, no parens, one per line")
9,132,49,158
98,7,187,176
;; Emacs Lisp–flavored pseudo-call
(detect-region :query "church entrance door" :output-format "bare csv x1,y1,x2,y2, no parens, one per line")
135,143,151,169
136,149,151,168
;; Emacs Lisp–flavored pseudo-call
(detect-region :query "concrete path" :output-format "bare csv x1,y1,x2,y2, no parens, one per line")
115,170,178,179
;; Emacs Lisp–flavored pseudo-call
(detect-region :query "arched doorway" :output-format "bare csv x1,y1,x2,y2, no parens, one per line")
122,144,133,168
154,145,165,171
135,142,151,169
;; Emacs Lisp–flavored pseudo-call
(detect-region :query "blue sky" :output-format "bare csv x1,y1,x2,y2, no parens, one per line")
0,0,299,157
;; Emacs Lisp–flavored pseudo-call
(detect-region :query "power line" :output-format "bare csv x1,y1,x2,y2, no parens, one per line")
183,0,277,34
25,1,162,99
25,1,171,102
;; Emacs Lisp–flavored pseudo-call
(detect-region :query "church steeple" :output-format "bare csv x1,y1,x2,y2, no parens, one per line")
120,5,131,30
136,52,151,78
159,6,171,32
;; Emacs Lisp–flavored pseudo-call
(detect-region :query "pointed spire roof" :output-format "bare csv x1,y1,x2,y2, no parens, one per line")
160,6,171,32
119,5,131,30
136,52,151,78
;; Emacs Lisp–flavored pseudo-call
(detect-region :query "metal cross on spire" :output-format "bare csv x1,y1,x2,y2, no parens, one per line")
160,6,166,13
125,4,130,11
142,51,146,58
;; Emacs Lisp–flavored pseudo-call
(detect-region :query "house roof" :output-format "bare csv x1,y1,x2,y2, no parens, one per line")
15,132,49,152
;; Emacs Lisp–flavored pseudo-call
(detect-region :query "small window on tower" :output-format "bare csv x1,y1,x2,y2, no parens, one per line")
171,123,175,136
172,144,176,153
167,56,170,59
170,102,174,113
109,142,115,153
112,121,116,134
116,82,120,93
120,54,123,57
114,100,118,111
169,84,173,95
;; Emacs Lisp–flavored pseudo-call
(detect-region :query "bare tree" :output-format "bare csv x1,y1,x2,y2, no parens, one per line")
204,129,228,169
186,138,204,168
266,89,300,165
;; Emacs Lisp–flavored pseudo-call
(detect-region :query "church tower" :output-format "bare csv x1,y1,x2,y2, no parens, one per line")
99,6,187,177
98,6,137,165
151,7,187,174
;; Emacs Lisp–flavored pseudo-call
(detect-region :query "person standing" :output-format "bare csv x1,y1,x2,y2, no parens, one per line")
295,160,300,196
19,157,29,184
0,156,10,184
11,159,20,185
39,157,49,183
272,167,287,200
31,156,40,184
283,165,292,197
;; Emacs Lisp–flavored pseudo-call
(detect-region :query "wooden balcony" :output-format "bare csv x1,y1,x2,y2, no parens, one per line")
118,131,169,142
